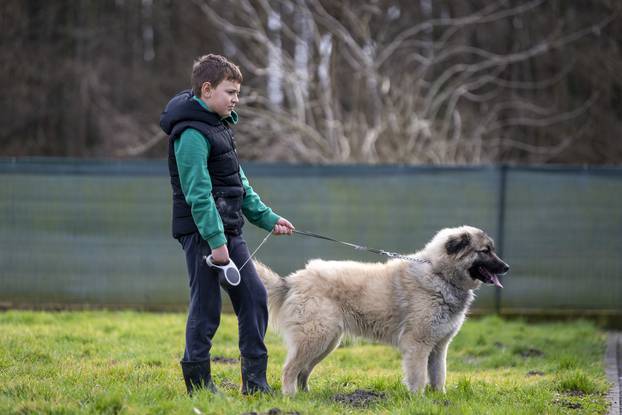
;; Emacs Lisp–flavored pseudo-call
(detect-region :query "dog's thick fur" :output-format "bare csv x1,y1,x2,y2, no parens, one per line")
254,226,509,395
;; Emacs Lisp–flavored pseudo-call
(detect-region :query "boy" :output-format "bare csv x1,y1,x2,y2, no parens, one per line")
160,54,294,395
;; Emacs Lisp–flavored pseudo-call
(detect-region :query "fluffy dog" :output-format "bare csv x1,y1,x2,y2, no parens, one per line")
254,226,509,395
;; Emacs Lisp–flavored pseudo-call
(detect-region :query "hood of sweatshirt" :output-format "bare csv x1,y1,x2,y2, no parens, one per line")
159,89,222,135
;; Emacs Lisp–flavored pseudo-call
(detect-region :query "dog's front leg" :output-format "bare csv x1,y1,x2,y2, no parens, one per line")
427,338,450,392
400,340,433,393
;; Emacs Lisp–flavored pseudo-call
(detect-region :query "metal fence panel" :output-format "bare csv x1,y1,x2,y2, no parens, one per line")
1,159,620,315
1,171,184,307
501,168,622,312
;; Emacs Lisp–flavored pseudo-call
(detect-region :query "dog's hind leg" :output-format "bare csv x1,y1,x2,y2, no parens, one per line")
296,332,342,392
296,370,310,392
282,345,308,395
281,328,310,395
282,322,342,395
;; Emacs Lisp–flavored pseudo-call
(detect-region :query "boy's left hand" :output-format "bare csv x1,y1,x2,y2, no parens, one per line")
273,217,295,235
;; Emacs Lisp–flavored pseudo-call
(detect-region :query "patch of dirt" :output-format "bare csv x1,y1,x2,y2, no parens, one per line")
565,389,586,397
527,370,545,376
211,355,239,364
332,389,386,408
553,398,582,410
517,347,544,358
241,409,300,415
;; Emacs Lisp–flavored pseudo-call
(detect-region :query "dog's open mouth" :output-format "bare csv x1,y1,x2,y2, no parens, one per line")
470,265,504,288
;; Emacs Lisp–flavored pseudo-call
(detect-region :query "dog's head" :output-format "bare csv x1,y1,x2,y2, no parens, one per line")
424,226,510,290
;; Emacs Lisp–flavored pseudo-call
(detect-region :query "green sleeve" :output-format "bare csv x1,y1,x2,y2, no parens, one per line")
174,129,227,249
240,166,280,232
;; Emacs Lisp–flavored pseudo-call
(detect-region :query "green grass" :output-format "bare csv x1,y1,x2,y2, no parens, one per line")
0,311,610,414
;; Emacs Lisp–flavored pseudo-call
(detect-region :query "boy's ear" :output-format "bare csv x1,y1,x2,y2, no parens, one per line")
200,82,212,98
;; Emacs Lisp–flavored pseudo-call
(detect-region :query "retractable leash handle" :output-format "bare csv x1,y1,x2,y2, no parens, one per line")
202,231,273,288
204,255,241,287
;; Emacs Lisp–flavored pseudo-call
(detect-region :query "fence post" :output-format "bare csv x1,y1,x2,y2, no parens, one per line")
495,165,507,314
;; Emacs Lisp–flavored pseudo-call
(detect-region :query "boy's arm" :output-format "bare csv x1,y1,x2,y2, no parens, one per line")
240,166,281,232
174,129,227,249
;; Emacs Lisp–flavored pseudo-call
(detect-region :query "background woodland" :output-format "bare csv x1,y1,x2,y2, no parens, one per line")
2,0,621,164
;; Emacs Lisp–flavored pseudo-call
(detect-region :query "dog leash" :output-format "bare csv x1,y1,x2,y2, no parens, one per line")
238,231,274,271
292,229,431,264
237,228,431,273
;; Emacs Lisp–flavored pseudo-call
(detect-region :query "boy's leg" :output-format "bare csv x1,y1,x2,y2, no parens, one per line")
225,234,271,394
178,232,222,394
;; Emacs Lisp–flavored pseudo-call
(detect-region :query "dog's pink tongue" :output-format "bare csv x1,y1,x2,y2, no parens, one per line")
480,266,503,288
491,273,503,288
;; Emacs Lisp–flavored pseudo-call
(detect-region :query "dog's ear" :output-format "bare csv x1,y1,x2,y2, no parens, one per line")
445,233,471,255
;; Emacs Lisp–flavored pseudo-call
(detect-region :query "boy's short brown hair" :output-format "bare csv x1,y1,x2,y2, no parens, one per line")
191,54,243,97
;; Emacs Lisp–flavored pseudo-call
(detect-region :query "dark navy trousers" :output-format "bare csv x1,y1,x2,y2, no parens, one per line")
178,232,269,363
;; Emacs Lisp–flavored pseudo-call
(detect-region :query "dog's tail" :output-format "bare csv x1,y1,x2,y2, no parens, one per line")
253,259,289,325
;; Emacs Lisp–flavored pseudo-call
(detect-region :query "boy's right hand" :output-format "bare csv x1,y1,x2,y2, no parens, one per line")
211,244,230,265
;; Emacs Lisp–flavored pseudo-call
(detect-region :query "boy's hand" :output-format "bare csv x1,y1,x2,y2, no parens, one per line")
211,244,230,265
273,217,295,235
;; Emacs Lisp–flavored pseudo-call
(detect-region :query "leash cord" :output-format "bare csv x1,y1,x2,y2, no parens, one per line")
292,229,430,264
239,231,273,271
238,229,431,271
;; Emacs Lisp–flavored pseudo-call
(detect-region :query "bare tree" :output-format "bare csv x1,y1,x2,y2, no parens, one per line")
186,0,619,164
1,0,620,164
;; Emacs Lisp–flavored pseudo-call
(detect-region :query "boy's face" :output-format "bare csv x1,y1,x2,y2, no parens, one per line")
201,79,240,118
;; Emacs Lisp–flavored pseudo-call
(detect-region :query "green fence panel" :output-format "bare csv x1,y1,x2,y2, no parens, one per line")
1,169,184,308
1,159,620,315
501,167,622,312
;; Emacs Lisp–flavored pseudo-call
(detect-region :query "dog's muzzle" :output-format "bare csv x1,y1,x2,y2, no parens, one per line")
468,260,509,288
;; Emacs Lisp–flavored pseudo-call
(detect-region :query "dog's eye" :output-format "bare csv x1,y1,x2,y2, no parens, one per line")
479,247,491,254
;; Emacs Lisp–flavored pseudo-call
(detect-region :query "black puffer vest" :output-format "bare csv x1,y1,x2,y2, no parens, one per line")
160,90,245,239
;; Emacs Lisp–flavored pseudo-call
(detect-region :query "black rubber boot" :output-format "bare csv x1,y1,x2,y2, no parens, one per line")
180,360,219,395
241,356,273,395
